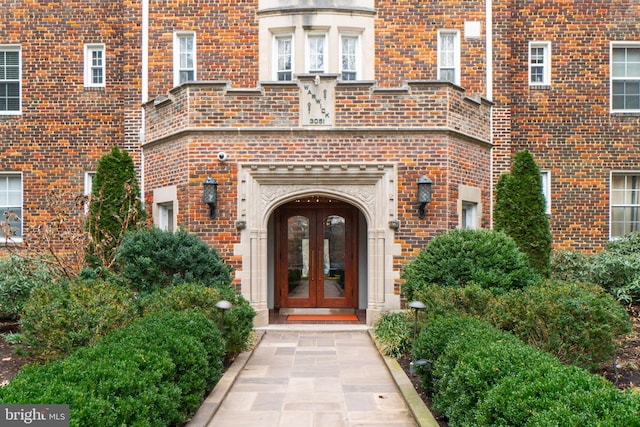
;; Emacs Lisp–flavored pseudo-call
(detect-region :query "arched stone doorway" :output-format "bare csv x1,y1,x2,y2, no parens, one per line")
234,163,402,326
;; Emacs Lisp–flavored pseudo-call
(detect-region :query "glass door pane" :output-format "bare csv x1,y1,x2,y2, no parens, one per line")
287,215,310,299
322,215,346,299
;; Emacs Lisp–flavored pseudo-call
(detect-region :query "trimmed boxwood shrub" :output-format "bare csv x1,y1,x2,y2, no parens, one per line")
20,278,138,361
114,228,232,294
411,313,640,427
401,229,540,301
0,311,225,427
488,281,631,370
138,282,255,356
412,283,495,319
475,360,636,427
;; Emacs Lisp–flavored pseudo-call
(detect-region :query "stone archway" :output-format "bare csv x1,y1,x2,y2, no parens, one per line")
233,163,402,326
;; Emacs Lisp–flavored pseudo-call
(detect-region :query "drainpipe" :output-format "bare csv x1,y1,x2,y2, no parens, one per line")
140,0,149,204
486,0,494,228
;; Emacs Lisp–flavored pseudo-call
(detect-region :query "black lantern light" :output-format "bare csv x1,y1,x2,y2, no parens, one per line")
203,177,218,219
417,175,433,219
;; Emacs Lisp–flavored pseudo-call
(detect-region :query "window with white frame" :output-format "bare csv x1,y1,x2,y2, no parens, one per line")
84,171,95,213
259,9,373,82
0,174,22,239
0,45,20,114
437,31,459,84
153,186,177,233
611,174,640,238
157,202,175,232
461,202,478,229
540,170,551,214
611,44,640,112
174,32,196,86
275,34,293,81
84,44,105,87
529,41,551,86
307,33,327,74
340,34,359,80
458,185,482,229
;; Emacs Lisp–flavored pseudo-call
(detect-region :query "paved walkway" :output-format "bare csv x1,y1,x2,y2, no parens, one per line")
188,329,436,427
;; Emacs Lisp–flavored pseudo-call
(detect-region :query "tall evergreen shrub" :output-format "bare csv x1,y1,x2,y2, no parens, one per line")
86,146,145,269
494,149,552,277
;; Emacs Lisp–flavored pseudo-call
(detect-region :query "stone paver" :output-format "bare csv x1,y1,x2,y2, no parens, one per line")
206,331,417,427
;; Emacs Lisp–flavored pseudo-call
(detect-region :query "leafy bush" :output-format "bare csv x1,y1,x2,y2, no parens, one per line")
115,228,232,294
138,282,255,356
551,234,640,303
0,311,225,427
488,281,631,370
589,251,640,303
411,313,640,427
20,278,138,361
401,229,540,301
373,312,413,358
0,255,53,319
412,283,494,319
550,250,591,282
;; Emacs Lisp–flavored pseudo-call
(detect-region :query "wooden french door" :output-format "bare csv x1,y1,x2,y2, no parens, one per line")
276,200,357,308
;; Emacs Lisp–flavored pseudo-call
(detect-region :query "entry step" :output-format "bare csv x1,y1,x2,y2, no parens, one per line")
278,308,355,315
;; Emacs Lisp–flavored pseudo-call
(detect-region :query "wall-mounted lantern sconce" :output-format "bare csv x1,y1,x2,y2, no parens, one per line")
417,175,433,219
203,177,218,219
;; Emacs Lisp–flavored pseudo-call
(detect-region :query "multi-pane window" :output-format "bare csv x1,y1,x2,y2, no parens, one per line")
174,32,196,86
276,35,293,81
611,45,640,111
611,174,640,238
437,31,459,84
84,44,105,87
340,35,358,80
0,174,22,239
307,34,326,74
0,46,20,113
529,42,551,86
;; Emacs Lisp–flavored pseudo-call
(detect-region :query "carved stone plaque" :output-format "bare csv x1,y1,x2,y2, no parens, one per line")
298,75,336,127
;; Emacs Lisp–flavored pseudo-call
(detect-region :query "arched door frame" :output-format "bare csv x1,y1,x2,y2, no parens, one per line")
234,162,402,326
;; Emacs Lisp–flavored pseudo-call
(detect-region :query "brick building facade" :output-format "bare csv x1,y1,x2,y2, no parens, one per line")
2,1,638,325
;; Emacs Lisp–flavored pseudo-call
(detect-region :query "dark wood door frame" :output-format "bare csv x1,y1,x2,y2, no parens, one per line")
275,200,358,309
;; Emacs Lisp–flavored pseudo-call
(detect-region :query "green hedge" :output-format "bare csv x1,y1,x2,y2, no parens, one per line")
412,281,631,372
401,229,540,301
488,281,631,370
412,313,640,427
115,228,232,294
138,282,256,356
20,279,138,362
0,311,225,427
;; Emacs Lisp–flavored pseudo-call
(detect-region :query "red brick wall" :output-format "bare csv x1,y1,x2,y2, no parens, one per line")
493,0,640,252
143,81,492,269
1,2,142,244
